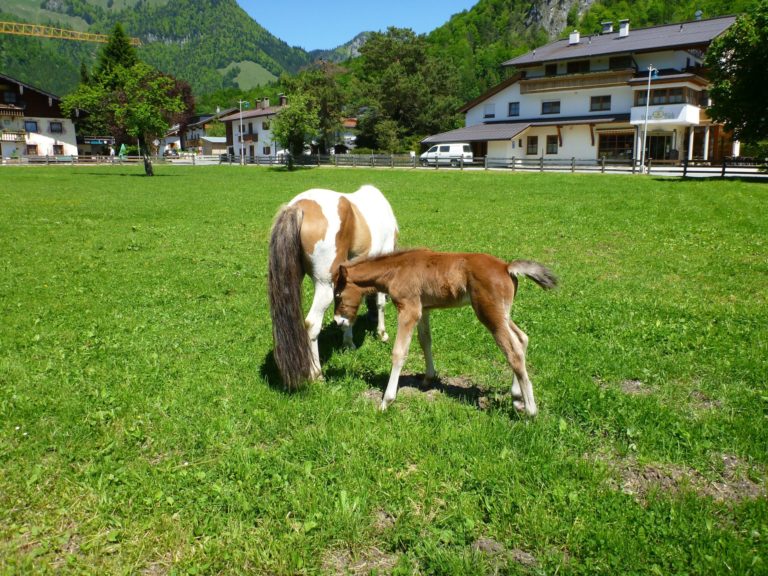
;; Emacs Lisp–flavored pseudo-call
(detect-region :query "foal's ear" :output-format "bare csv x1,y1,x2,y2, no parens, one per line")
334,265,348,289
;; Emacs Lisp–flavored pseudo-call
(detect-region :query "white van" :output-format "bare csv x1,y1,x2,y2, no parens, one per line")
420,143,473,167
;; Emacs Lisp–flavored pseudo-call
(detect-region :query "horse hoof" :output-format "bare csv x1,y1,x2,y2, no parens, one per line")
379,331,389,343
513,400,525,412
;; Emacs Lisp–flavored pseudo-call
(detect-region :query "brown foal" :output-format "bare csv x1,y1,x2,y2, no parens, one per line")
333,249,556,415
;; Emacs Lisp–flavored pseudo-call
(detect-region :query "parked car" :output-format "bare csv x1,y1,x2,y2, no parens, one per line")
420,143,473,167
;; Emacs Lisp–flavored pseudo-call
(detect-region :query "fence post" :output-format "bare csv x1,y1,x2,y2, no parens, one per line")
601,155,606,173
539,156,544,172
683,157,688,177
721,159,727,178
460,157,464,171
632,158,637,174
571,157,575,173
647,159,652,174
511,157,516,172
391,154,394,168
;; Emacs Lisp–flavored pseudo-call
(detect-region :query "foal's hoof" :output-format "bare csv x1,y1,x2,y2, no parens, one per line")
513,400,526,412
378,331,389,343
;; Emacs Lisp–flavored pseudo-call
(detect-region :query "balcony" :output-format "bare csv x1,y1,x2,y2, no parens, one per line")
0,130,25,142
630,103,701,126
520,69,635,94
241,132,258,143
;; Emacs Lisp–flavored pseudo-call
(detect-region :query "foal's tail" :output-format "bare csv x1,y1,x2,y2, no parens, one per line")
268,204,313,389
508,260,558,290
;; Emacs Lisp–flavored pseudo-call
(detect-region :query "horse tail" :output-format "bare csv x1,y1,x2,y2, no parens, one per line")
508,260,558,290
268,204,313,389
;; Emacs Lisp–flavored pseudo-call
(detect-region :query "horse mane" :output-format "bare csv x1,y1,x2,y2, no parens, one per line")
344,247,429,267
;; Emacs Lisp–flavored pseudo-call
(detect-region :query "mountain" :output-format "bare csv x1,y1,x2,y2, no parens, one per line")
309,32,373,63
0,0,756,102
1,0,312,95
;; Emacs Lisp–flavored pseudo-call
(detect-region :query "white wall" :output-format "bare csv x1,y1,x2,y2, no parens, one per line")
24,117,78,155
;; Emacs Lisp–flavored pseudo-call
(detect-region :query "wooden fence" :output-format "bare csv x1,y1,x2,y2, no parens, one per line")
3,153,765,178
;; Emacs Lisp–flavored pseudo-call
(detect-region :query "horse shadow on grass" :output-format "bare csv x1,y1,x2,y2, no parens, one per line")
259,311,380,392
363,373,521,416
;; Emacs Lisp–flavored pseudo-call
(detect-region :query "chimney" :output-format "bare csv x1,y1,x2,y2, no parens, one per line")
568,30,580,45
601,21,613,34
278,93,287,106
619,19,630,37
262,97,270,109
695,9,703,21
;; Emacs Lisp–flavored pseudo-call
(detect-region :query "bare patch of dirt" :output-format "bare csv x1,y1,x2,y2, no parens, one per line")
597,453,766,504
372,509,396,532
620,379,651,396
471,537,538,570
689,389,722,410
322,546,398,576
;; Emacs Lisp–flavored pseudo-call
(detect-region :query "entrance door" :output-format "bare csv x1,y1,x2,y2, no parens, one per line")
647,134,672,160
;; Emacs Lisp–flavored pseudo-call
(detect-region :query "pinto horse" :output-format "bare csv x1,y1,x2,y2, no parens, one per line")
268,185,398,389
333,249,556,415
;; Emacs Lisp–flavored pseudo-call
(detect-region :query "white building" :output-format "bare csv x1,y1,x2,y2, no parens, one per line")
1,73,79,159
424,16,738,165
219,95,287,158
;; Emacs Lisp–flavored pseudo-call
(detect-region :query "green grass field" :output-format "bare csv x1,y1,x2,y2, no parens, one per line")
1,166,766,575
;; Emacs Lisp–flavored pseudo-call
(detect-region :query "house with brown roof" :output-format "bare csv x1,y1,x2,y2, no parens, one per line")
218,95,288,158
1,73,79,159
423,15,738,165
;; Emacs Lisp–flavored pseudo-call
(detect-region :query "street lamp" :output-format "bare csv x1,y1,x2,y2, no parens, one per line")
639,65,658,174
238,99,249,165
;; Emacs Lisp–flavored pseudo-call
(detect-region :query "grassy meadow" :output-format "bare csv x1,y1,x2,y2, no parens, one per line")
0,165,766,575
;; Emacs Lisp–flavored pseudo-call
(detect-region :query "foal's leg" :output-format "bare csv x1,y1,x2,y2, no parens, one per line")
509,321,529,404
305,281,335,379
416,310,436,381
365,293,389,342
381,304,420,411
375,292,389,342
474,301,537,417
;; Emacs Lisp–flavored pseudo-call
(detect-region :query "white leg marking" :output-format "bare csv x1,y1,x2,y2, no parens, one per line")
305,281,334,380
376,292,389,342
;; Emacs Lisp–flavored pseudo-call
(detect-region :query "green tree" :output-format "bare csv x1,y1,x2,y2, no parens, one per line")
704,0,768,145
96,23,138,79
271,91,319,168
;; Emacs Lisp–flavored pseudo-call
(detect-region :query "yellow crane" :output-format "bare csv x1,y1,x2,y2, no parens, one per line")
0,21,140,46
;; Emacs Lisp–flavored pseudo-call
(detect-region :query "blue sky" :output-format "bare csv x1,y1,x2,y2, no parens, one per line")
238,0,479,51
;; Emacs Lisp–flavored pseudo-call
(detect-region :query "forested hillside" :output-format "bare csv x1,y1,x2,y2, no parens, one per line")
0,0,758,102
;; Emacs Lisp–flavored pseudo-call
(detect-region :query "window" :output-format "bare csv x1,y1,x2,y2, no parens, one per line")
667,87,685,104
567,60,590,74
263,145,271,155
508,102,520,117
545,63,557,76
439,145,450,152
3,91,17,104
541,101,560,115
483,103,495,119
546,135,558,154
598,132,635,159
590,95,611,111
49,121,63,134
52,144,64,155
636,87,693,106
25,120,38,133
26,144,38,155
263,120,270,130
526,136,538,155
609,56,633,70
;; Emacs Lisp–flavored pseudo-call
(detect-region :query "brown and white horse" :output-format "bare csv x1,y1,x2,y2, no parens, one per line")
333,249,556,415
268,185,398,389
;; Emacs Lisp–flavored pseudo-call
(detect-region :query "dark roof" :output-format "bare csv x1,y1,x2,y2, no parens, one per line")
422,122,531,144
219,105,285,123
0,72,62,102
422,114,630,144
504,15,736,67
